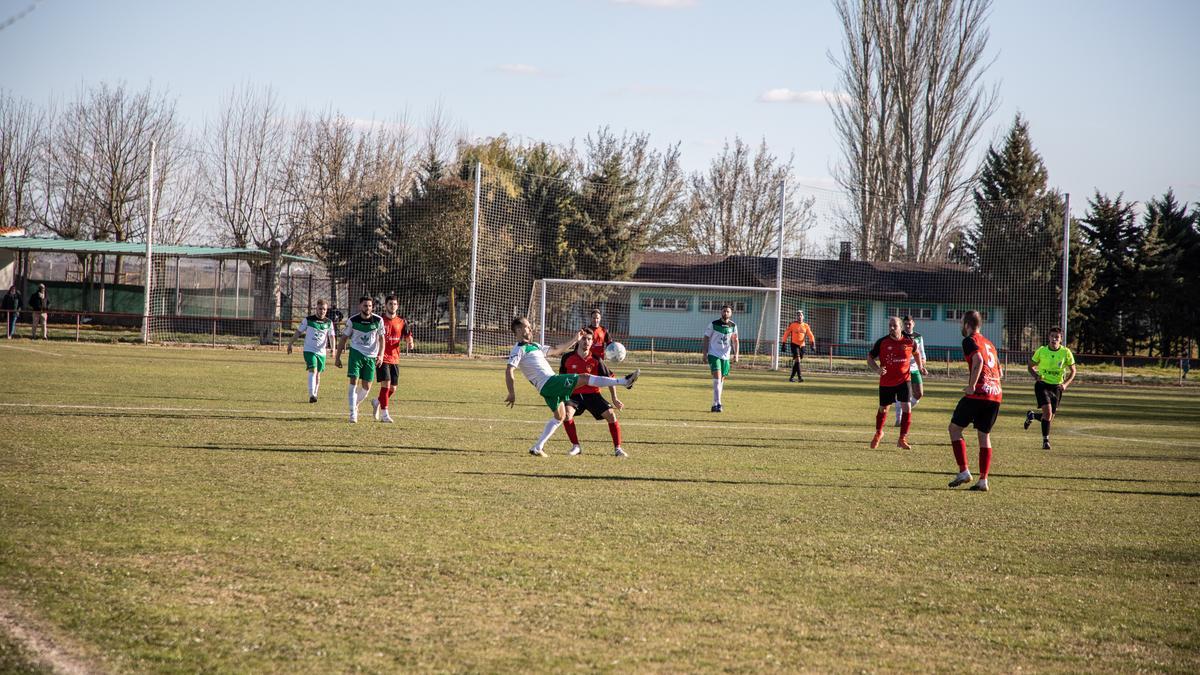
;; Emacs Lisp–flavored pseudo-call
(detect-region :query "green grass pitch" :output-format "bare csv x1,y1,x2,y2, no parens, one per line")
0,342,1197,672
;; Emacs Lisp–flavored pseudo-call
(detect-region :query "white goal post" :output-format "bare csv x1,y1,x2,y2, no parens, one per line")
530,278,784,370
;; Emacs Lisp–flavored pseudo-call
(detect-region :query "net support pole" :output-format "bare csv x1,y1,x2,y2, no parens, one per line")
538,280,547,345
771,177,785,370
1060,193,1071,342
467,162,482,358
141,139,156,343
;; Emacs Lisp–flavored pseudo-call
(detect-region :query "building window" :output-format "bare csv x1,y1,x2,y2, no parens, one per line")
699,300,748,313
640,296,689,311
944,308,989,322
849,303,867,341
886,306,933,320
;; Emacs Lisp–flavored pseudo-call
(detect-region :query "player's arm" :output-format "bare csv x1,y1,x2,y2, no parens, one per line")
287,320,305,354
867,340,883,374
1063,362,1077,389
732,331,740,362
1027,352,1040,379
504,365,517,407
404,325,415,352
374,326,386,365
914,345,926,372
547,330,585,357
608,385,623,410
334,334,347,367
964,351,984,394
917,340,927,374
806,325,816,348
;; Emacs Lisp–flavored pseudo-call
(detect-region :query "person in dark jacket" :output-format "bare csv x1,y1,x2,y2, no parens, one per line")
28,284,49,339
1,286,21,339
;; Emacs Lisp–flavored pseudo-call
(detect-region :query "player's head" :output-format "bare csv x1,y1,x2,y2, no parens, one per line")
961,310,982,336
590,309,602,326
721,304,733,320
314,299,328,318
902,314,914,333
358,295,373,315
576,326,594,355
888,316,902,337
511,316,532,340
796,309,804,322
384,295,398,317
1047,326,1062,348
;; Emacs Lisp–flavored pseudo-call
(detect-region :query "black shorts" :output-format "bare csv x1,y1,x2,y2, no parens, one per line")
375,363,399,386
790,343,807,359
951,397,1001,433
1034,381,1063,411
878,383,911,406
567,392,613,420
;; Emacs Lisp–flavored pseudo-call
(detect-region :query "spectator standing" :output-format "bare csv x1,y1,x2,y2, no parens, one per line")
2,286,21,339
28,284,49,340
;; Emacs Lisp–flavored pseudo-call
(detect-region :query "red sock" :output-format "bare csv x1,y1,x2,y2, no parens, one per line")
563,418,580,444
900,411,912,436
875,410,887,433
952,439,968,471
378,387,391,409
608,420,622,447
979,447,993,479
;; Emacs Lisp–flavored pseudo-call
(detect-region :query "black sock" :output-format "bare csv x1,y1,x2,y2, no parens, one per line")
1041,419,1050,438
790,362,799,378
1033,411,1043,420
796,365,803,379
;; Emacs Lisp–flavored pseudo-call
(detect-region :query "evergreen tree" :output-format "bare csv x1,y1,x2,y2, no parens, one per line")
963,114,1065,350
1136,190,1196,356
1077,192,1138,353
572,153,643,282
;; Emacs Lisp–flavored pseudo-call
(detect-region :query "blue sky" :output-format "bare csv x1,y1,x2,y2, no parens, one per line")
3,0,1198,229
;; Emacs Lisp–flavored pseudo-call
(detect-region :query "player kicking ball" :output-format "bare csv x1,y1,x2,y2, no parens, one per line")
334,296,385,423
560,327,628,457
505,317,639,457
948,310,1003,492
867,316,925,449
1024,327,1076,450
371,295,414,424
287,299,335,403
703,304,739,412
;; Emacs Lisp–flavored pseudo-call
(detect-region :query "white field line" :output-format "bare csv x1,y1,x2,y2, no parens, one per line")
0,343,65,357
1,401,1197,447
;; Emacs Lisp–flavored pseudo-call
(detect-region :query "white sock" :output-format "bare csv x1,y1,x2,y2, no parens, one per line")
356,386,371,405
535,418,561,450
308,372,318,397
314,376,320,395
348,383,358,412
895,405,904,424
713,379,723,405
588,375,624,388
911,398,919,409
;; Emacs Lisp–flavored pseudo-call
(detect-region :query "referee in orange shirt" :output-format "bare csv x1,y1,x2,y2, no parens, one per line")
783,310,817,382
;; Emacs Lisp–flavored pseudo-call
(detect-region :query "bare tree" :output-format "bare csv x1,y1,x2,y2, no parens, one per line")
830,0,998,261
0,90,44,234
678,137,813,257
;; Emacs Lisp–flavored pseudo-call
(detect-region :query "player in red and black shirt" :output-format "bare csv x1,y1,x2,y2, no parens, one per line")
587,309,614,361
372,295,415,423
867,316,925,450
559,327,627,457
947,310,1003,492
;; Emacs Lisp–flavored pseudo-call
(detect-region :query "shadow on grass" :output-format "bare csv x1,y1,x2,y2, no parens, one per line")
861,467,1200,486
455,470,943,492
183,443,490,456
1066,453,1200,463
30,410,320,423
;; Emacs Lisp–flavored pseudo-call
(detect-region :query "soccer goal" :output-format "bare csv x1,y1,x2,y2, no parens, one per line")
528,278,783,369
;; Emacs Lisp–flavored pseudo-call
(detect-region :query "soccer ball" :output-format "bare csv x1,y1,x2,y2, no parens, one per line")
605,341,627,363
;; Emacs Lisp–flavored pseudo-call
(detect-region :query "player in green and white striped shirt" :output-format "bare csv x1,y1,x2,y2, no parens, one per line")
334,296,386,423
287,299,335,403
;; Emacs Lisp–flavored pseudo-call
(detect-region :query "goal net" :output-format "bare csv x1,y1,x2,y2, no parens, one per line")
528,279,781,368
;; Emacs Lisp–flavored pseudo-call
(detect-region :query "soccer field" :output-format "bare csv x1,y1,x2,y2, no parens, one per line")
1,343,1197,672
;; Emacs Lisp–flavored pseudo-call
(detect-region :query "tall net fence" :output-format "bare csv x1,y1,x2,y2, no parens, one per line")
132,163,1069,374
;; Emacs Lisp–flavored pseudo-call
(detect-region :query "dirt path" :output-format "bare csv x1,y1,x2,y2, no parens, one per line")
0,590,103,675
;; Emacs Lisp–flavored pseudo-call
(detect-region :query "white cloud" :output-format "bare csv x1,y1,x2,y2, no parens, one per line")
495,63,544,76
758,88,849,105
611,0,698,9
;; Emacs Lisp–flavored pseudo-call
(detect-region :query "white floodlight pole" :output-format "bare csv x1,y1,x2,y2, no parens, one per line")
772,177,785,370
538,280,547,345
141,139,156,343
1060,193,1071,341
467,162,482,357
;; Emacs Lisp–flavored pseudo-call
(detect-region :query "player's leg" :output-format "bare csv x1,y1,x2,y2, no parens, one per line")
1039,386,1060,449
969,404,999,491
789,344,800,381
896,396,913,449
871,386,892,448
347,374,361,422
600,403,625,457
563,400,582,455
947,399,973,487
796,346,805,382
531,401,567,457
577,371,638,389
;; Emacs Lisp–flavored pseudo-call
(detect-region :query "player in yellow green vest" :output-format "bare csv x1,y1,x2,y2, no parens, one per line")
1024,327,1077,450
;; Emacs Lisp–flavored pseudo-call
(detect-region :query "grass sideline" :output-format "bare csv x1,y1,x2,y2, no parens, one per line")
0,342,1198,672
